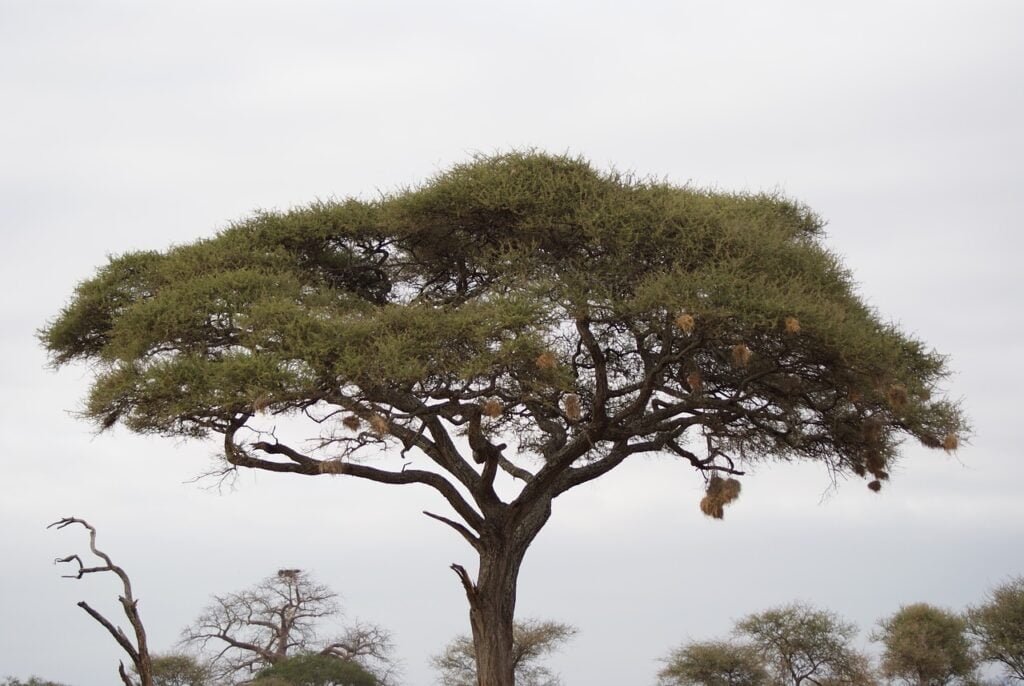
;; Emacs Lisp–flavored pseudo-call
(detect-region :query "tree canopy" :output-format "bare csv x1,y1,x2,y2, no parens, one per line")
966,576,1024,683
254,654,378,686
658,640,768,686
181,570,393,684
735,603,872,686
874,603,977,686
42,151,966,686
433,619,576,686
43,152,962,493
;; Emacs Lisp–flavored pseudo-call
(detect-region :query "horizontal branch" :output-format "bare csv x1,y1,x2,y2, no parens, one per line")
225,429,484,532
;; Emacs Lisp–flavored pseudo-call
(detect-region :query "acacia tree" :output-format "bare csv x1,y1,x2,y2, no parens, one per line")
966,576,1024,683
433,619,576,686
658,640,768,686
42,152,965,686
254,653,379,686
735,603,873,686
144,654,212,686
181,570,394,684
875,604,977,686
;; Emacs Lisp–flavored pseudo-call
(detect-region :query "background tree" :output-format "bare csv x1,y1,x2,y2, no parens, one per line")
874,603,977,686
966,576,1024,683
433,619,576,686
181,570,394,684
42,152,966,686
144,654,211,686
658,640,768,686
735,603,873,686
49,517,152,686
1,678,72,686
253,654,378,686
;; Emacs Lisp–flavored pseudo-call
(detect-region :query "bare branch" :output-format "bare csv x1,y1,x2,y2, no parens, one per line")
50,517,152,686
450,563,476,601
423,510,482,551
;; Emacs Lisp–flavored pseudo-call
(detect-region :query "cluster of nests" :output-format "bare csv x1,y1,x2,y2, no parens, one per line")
699,475,742,519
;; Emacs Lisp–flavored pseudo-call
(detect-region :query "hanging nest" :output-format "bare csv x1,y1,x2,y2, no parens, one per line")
686,371,703,393
865,449,886,474
535,351,558,370
862,416,884,444
699,476,742,520
319,459,346,475
700,496,724,519
886,384,909,409
342,415,361,431
675,313,696,333
784,316,801,334
867,479,882,492
482,398,503,418
251,394,273,414
919,433,943,449
563,393,582,421
369,414,390,435
731,344,752,368
943,433,959,452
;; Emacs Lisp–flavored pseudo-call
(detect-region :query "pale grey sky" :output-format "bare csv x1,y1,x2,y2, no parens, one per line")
2,2,1022,685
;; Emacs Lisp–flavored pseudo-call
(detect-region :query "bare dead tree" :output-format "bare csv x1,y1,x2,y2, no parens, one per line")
321,621,399,685
48,516,152,686
180,569,396,684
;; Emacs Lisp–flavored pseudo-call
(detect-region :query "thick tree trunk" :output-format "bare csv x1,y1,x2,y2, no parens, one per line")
469,546,521,686
462,499,552,686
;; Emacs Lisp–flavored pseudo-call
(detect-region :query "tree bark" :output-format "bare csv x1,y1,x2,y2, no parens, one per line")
459,499,552,686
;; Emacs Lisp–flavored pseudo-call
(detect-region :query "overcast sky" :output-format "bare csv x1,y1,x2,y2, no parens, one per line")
2,2,1022,685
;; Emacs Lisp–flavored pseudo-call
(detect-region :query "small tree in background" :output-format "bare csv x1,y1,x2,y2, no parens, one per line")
254,654,378,686
43,151,967,686
658,640,768,686
145,654,211,686
966,576,1024,683
874,603,977,686
181,570,394,684
433,619,576,686
1,678,71,686
736,603,872,686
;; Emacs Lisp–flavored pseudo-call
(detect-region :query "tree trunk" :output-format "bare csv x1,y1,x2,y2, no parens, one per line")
463,499,552,686
469,546,521,686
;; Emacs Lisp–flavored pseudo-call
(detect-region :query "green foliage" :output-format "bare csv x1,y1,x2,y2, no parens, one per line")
146,653,212,686
658,640,768,686
735,603,873,686
433,619,576,686
42,151,965,493
254,654,377,686
966,576,1024,682
0,678,71,686
874,603,977,686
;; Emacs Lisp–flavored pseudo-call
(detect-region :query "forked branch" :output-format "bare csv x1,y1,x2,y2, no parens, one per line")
49,516,152,686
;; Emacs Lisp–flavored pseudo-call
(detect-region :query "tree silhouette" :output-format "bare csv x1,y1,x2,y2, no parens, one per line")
43,152,965,686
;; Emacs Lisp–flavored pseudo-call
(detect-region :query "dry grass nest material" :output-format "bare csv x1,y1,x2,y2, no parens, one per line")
563,393,582,421
700,475,742,520
675,313,695,333
319,460,346,474
535,351,558,370
369,414,390,435
731,344,752,368
482,398,503,418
